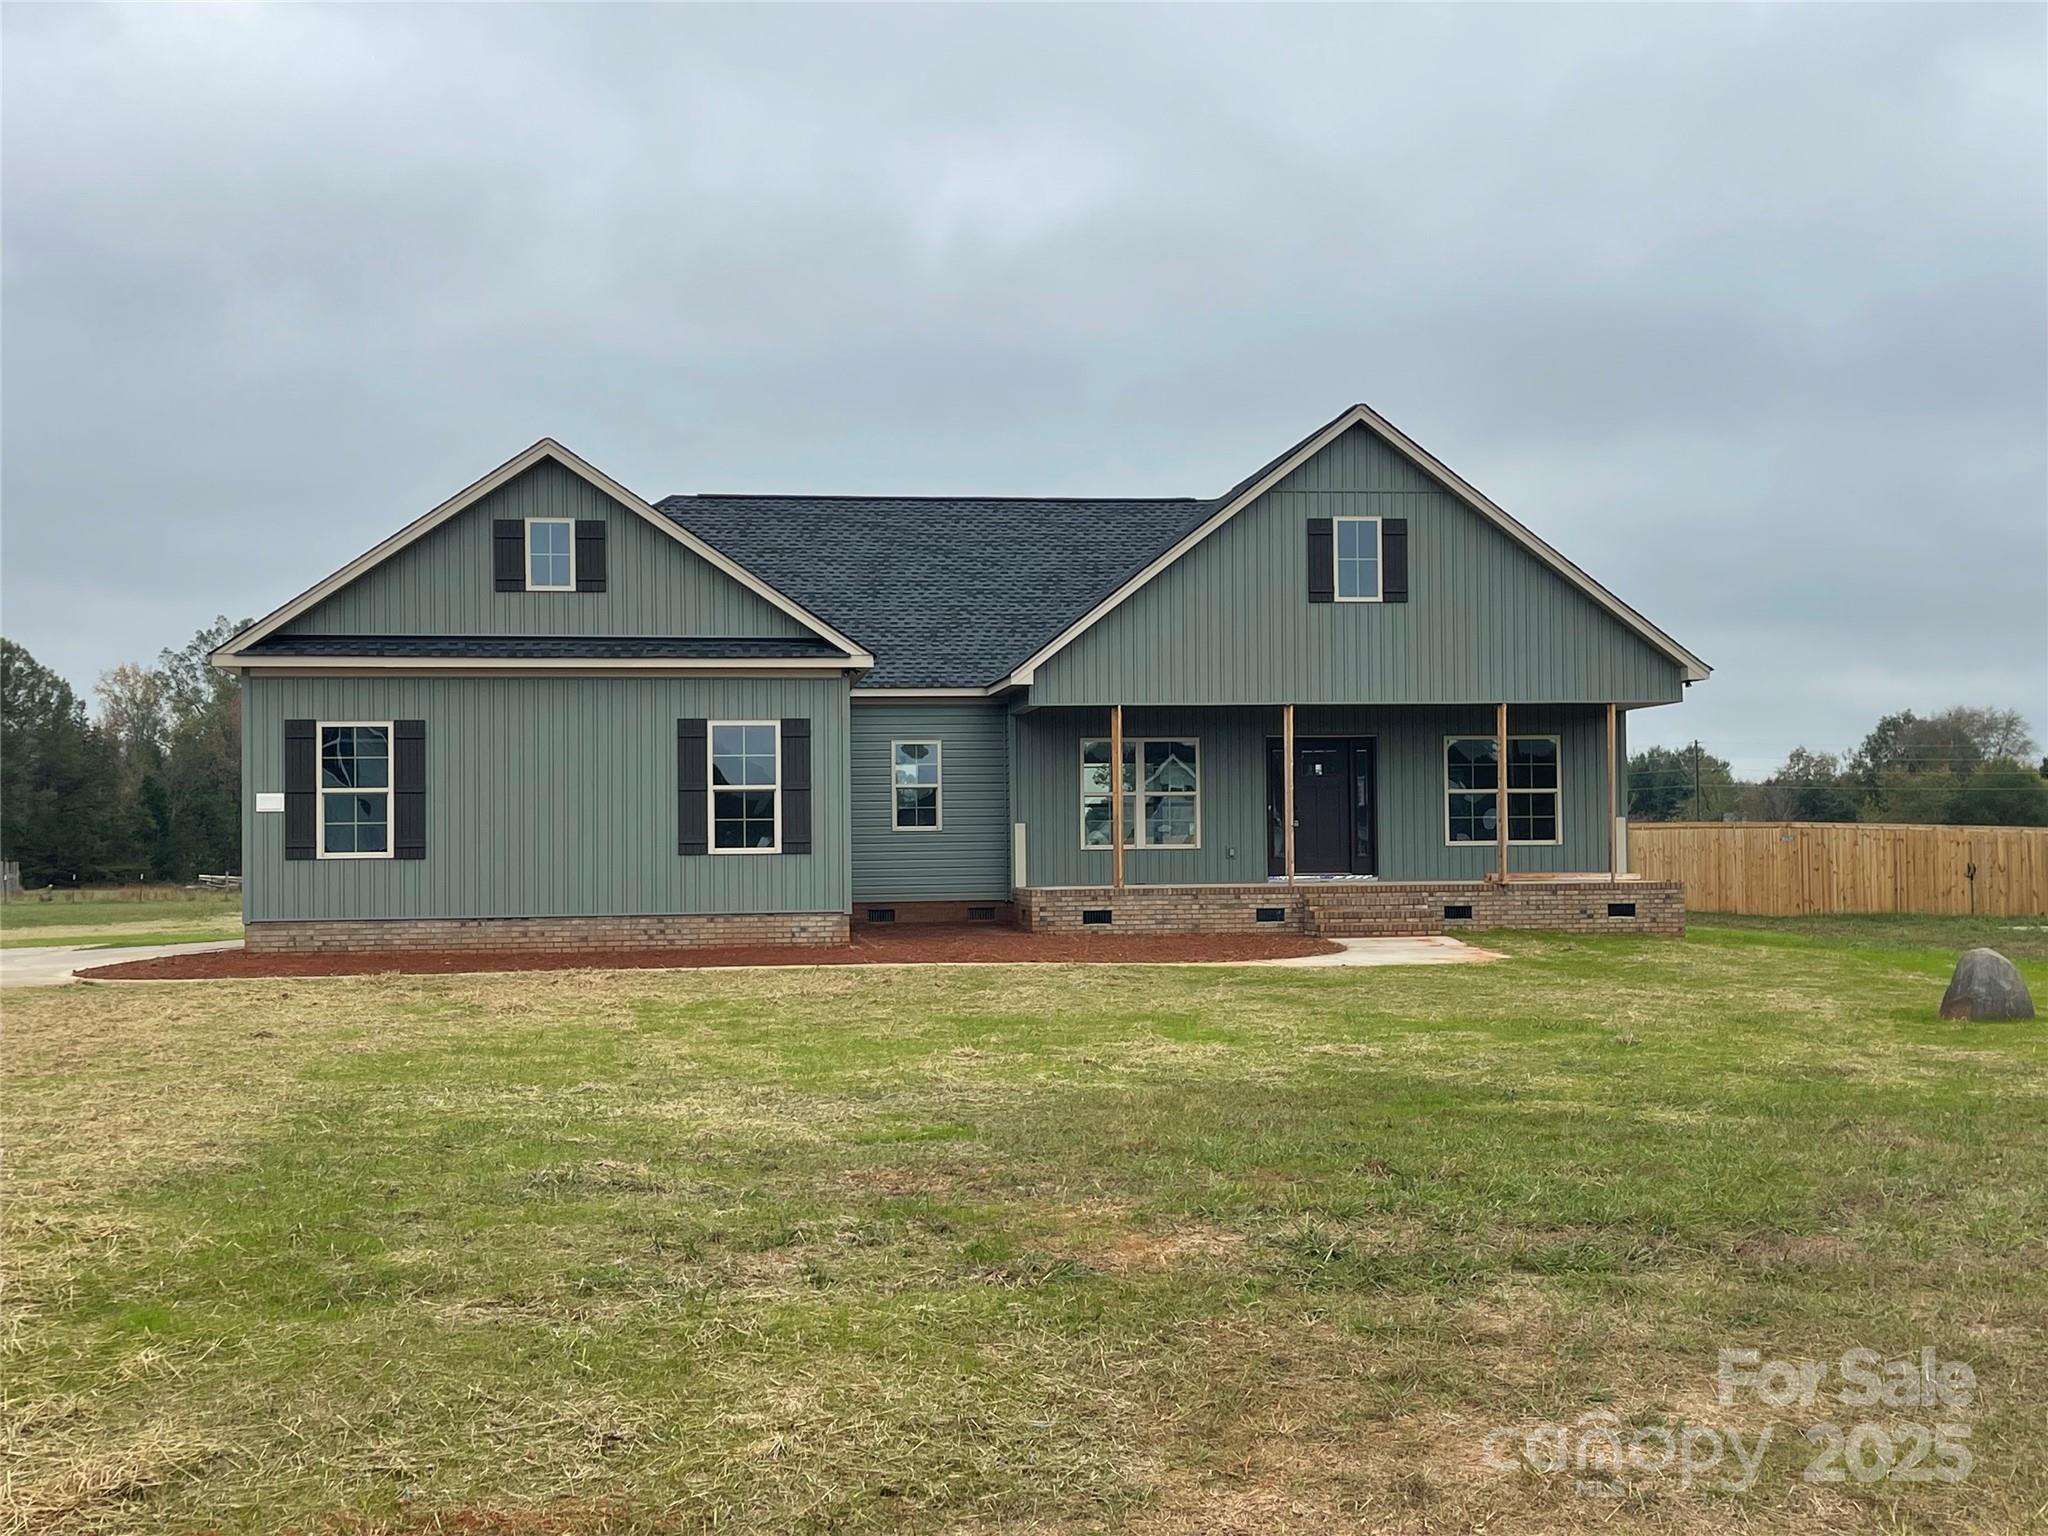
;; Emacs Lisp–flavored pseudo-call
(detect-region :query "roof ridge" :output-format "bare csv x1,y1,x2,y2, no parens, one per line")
657,492,1208,506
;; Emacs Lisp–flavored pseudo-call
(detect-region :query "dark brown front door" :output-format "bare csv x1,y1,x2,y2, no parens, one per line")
1267,737,1377,875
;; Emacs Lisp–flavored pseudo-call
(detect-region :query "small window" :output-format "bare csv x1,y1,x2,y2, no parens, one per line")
1080,737,1199,849
710,722,779,852
891,740,942,831
318,723,392,858
526,518,574,591
1334,516,1382,602
1445,735,1561,846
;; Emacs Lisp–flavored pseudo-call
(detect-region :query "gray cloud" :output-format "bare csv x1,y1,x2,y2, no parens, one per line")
4,2,2042,774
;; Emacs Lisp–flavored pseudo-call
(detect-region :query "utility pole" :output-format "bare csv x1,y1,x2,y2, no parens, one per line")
1691,739,1703,820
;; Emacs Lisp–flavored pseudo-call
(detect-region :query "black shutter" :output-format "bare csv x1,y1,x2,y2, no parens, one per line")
678,719,708,855
284,719,317,860
1382,518,1409,603
1306,518,1334,603
493,520,524,592
575,520,607,592
781,718,812,855
394,719,426,859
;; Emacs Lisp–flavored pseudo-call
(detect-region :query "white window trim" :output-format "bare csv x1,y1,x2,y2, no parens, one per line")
889,739,944,833
315,719,395,860
708,719,781,855
1442,733,1563,847
1333,515,1383,603
1079,735,1202,851
524,516,576,592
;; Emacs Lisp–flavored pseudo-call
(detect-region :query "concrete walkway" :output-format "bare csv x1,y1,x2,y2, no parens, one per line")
1,940,243,989
1238,935,1503,968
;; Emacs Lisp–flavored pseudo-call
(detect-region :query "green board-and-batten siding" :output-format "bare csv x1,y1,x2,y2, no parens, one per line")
281,459,810,639
850,698,1011,902
1026,425,1685,708
243,673,849,922
1011,704,1625,888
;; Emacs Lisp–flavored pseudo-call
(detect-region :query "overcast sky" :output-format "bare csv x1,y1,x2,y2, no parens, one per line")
4,3,2043,774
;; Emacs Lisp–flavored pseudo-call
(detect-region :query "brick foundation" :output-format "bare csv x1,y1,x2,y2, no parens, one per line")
1016,880,1684,938
244,911,851,954
853,899,1015,927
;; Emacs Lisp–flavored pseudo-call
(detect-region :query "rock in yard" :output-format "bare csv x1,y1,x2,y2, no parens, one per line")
1938,948,2036,1021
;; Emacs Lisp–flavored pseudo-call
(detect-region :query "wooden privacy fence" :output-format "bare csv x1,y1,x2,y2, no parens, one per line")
1628,822,2048,917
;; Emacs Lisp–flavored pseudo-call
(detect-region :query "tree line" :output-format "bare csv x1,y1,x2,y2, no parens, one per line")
1,621,247,887
1629,706,2048,826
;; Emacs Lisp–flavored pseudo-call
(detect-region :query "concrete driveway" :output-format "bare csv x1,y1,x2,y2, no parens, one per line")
1,940,243,988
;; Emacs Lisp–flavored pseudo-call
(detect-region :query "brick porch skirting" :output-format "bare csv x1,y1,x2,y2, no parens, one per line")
1016,881,1684,938
244,911,851,954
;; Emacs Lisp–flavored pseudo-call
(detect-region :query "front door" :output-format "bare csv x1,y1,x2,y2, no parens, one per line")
1267,737,1377,875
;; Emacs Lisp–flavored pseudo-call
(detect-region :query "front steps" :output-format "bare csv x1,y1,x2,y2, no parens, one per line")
1300,885,1440,937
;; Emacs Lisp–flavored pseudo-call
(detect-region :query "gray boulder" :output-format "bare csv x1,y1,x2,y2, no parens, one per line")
1939,948,2036,1021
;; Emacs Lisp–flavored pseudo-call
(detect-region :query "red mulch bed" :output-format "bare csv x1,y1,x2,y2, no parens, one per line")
78,924,1339,982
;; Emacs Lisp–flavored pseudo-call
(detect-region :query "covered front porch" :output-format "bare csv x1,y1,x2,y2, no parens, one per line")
1006,702,1681,936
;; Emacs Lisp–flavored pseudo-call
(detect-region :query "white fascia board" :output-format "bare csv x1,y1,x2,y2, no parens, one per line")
211,438,867,664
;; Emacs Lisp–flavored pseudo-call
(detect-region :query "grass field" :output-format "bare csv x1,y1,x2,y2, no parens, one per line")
4,920,2043,1534
0,889,242,950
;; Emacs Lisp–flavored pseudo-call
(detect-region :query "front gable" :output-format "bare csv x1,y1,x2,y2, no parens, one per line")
1021,417,1697,707
215,440,869,667
280,458,809,639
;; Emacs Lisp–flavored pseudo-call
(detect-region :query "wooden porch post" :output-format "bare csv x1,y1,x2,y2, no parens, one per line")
1282,704,1296,884
1109,704,1125,892
1495,701,1509,882
1605,703,1619,881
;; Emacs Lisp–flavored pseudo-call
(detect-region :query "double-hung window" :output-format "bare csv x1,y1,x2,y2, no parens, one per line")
1080,737,1199,848
710,722,779,851
1445,735,1561,845
526,518,574,591
892,741,941,830
1334,516,1381,601
319,723,392,857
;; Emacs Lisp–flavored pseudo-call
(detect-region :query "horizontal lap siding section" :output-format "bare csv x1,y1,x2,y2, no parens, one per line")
281,459,810,638
243,674,849,921
1013,704,1616,886
1027,424,1684,707
850,699,1012,901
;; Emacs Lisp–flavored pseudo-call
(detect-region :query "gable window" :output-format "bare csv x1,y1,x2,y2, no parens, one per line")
1081,737,1199,848
1445,735,1561,845
1334,516,1382,601
710,722,779,851
525,518,574,591
892,741,942,831
319,723,392,858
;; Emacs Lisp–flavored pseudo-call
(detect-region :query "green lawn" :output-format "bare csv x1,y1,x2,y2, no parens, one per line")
4,920,2042,1534
1,888,243,950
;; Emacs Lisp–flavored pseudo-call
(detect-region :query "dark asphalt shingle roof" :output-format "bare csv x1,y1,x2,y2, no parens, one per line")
658,494,1220,688
248,635,845,661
